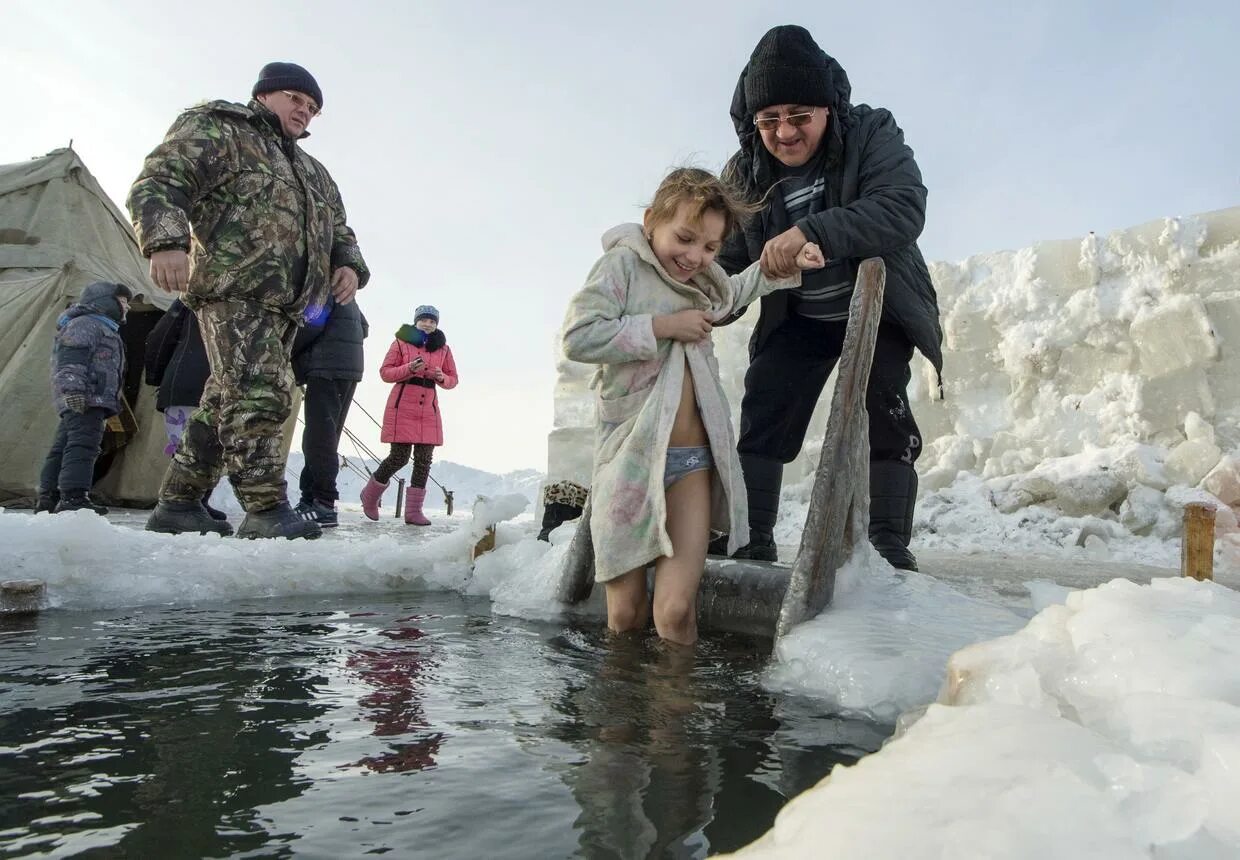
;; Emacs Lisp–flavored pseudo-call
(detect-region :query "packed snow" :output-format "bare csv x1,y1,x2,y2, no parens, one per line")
727,577,1240,859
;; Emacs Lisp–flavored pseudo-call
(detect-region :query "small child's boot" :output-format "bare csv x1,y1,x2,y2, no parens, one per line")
360,478,387,521
404,487,431,526
34,490,60,514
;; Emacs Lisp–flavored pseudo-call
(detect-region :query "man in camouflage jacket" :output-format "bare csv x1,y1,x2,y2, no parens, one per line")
129,62,369,539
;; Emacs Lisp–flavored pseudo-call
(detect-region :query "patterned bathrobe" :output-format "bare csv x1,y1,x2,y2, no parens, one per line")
561,223,799,582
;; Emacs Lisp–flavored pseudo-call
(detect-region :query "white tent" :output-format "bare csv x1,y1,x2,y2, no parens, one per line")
0,147,297,507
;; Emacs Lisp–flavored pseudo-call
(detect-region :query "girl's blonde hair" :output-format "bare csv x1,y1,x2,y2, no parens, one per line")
645,167,762,239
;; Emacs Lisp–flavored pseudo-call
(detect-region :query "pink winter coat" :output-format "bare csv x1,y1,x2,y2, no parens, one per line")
379,330,459,445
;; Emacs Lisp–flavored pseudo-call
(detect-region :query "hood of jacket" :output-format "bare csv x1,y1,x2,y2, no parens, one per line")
600,223,735,312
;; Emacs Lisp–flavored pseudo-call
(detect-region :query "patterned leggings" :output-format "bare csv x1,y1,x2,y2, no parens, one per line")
373,443,434,487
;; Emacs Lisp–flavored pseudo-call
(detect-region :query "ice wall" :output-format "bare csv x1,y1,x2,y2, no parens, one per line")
548,206,1240,530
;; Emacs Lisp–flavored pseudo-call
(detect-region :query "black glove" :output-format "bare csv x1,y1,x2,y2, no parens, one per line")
64,393,87,414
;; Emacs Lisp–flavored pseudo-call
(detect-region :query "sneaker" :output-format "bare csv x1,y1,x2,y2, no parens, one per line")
146,500,233,536
706,533,730,558
237,502,322,540
294,498,338,528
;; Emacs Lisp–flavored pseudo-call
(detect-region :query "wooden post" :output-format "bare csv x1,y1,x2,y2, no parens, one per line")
471,525,497,562
1,580,46,615
394,477,406,519
775,258,886,645
556,499,595,604
1181,502,1215,581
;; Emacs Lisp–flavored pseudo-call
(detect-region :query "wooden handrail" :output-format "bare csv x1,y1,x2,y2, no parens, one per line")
775,257,886,643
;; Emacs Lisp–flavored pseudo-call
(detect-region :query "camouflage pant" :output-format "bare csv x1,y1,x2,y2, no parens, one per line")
159,301,296,511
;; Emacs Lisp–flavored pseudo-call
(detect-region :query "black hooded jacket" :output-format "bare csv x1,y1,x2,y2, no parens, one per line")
717,51,943,377
143,299,209,413
291,297,368,385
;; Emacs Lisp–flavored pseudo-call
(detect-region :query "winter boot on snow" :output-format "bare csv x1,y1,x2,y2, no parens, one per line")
706,454,782,562
34,490,60,513
360,478,387,521
236,502,322,540
869,461,919,571
146,500,234,536
404,487,431,526
54,491,109,515
202,491,229,522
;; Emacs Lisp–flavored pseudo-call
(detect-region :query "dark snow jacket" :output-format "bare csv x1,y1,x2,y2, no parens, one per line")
51,290,127,417
292,298,368,385
717,51,943,378
144,299,209,412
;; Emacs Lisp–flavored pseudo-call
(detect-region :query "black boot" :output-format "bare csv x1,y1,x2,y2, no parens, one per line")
237,502,322,540
537,501,583,541
202,492,229,522
54,491,108,515
147,500,233,536
869,461,918,571
707,455,782,562
34,490,60,514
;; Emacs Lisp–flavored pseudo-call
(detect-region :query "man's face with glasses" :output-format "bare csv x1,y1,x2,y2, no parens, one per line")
257,89,320,138
753,103,829,168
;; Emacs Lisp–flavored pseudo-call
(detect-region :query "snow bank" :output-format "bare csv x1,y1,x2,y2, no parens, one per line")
729,577,1240,858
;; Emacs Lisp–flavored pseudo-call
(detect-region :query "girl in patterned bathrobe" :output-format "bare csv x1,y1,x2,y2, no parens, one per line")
561,168,823,644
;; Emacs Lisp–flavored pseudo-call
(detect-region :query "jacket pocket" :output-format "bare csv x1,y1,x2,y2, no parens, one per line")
595,385,652,425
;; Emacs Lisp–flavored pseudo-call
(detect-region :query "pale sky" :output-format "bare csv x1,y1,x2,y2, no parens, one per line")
4,0,1237,473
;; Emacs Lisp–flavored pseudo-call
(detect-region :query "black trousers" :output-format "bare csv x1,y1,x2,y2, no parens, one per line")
738,316,922,466
40,408,109,493
298,378,357,504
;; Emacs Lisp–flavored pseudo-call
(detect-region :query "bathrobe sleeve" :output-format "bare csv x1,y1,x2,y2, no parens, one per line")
561,250,658,365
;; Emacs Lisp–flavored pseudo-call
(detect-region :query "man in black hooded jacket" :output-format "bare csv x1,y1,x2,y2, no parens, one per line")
711,25,943,570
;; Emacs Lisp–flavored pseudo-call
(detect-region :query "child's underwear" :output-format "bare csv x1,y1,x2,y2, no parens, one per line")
664,446,713,489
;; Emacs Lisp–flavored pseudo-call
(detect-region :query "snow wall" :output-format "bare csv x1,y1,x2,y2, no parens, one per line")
548,205,1240,534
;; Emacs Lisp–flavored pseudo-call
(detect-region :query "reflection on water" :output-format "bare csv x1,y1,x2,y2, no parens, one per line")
0,593,889,858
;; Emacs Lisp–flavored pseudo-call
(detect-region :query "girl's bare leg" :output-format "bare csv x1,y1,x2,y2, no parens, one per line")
652,469,712,645
604,567,650,634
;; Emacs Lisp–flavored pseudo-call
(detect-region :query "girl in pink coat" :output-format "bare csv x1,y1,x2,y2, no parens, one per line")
360,305,458,524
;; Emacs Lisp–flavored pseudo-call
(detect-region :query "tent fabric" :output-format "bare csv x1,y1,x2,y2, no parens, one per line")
0,147,299,506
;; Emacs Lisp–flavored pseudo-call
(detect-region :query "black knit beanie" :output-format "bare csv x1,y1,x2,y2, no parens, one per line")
743,25,833,112
252,62,323,110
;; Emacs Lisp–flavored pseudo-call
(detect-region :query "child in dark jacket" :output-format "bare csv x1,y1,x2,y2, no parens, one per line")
36,282,133,514
143,298,228,522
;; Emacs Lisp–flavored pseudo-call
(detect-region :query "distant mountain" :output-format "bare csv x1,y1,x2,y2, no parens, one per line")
284,452,544,512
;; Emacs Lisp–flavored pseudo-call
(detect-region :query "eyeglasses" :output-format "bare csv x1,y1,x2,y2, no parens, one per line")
280,90,321,117
753,108,817,132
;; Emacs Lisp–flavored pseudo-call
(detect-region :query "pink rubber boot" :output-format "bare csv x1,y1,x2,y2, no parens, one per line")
404,486,431,526
360,478,387,521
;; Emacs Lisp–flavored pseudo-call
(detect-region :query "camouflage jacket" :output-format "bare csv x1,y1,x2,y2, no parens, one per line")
127,100,369,321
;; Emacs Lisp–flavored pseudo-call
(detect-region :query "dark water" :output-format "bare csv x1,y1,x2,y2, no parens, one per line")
0,593,889,858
